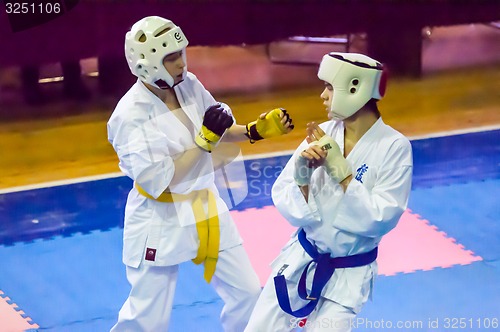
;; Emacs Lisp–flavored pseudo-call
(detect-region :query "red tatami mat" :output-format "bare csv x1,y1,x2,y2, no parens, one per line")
232,207,482,285
0,290,39,332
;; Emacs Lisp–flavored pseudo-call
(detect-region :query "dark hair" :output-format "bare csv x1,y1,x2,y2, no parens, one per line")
365,99,381,117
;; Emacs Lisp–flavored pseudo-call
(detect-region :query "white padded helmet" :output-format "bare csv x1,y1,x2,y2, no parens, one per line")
125,16,189,89
318,52,387,120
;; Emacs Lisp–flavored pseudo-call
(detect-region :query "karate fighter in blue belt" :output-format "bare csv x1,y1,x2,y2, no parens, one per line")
245,52,413,331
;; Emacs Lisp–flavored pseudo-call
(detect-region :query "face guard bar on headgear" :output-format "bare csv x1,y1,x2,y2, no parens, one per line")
125,16,189,89
317,52,387,120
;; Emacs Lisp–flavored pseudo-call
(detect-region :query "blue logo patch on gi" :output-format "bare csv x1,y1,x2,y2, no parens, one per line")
355,164,369,183
145,248,157,261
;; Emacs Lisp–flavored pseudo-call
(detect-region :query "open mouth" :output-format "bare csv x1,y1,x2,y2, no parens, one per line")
174,74,184,82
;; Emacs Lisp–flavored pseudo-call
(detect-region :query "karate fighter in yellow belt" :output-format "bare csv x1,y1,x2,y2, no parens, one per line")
107,16,294,332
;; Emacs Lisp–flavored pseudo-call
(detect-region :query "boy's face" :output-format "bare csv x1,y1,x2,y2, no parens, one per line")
320,82,334,119
163,50,186,85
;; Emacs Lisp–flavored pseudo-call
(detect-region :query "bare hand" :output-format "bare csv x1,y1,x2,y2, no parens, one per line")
300,143,327,167
306,122,327,143
279,109,294,133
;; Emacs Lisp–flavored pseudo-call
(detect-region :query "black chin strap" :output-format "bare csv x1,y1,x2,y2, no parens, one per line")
155,79,184,90
154,79,170,89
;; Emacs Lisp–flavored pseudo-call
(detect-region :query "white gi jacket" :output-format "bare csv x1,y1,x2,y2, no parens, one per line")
107,73,242,268
271,118,413,313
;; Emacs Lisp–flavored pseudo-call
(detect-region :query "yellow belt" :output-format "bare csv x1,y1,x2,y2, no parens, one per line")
135,183,220,283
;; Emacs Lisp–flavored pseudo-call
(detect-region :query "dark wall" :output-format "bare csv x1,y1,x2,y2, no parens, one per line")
1,0,499,76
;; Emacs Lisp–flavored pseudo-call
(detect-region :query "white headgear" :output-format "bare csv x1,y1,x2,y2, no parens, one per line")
318,52,387,120
125,16,189,89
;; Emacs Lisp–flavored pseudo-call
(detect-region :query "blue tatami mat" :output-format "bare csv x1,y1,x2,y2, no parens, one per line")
0,227,224,331
0,228,127,330
0,129,498,331
409,178,500,262
357,262,500,331
2,177,498,331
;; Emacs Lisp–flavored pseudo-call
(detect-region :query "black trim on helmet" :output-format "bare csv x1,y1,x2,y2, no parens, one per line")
328,53,383,70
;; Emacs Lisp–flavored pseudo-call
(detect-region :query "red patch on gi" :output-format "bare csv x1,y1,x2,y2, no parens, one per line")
145,248,157,261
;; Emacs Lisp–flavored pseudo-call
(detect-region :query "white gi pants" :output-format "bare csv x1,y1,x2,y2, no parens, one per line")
245,276,356,332
111,245,261,332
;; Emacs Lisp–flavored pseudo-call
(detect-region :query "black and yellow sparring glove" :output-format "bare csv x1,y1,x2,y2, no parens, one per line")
195,103,234,152
245,108,294,143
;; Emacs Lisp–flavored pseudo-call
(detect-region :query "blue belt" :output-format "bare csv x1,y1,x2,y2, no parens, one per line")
274,229,378,318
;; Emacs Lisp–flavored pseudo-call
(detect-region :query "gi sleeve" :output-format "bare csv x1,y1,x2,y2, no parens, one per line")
332,139,413,238
108,109,175,199
271,142,322,227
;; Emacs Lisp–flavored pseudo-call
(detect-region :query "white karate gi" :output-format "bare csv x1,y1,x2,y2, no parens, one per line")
246,118,413,332
108,73,261,332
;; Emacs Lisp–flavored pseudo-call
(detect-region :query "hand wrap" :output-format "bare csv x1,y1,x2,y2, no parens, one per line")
312,135,352,183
